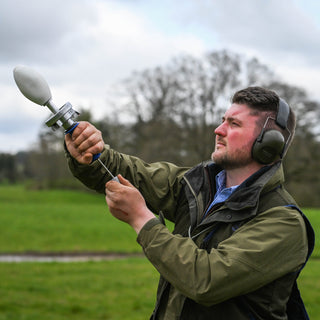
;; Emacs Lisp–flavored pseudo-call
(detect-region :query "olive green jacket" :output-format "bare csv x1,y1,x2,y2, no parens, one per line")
66,145,309,320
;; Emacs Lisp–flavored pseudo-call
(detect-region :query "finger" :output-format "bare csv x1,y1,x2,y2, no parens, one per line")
73,142,103,160
65,136,80,157
76,134,103,157
72,126,94,148
105,181,112,194
105,190,129,218
64,122,88,153
69,121,89,140
65,132,72,144
105,180,121,193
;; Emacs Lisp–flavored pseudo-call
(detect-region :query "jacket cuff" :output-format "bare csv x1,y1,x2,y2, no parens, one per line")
137,218,163,245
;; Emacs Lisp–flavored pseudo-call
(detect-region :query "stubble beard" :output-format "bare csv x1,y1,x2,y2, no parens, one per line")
212,143,253,170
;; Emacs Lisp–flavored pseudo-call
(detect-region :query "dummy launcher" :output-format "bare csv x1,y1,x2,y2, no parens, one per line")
13,65,119,182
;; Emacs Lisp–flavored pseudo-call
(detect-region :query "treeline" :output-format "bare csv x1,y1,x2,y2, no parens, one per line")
1,50,320,206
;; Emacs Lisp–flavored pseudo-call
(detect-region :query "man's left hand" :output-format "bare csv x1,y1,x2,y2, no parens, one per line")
105,175,155,234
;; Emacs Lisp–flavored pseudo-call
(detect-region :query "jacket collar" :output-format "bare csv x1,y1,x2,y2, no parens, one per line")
184,160,284,224
225,161,283,211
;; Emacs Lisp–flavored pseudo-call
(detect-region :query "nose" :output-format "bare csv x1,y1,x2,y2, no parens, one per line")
214,122,227,137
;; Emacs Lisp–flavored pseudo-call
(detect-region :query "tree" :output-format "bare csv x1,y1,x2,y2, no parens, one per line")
0,153,17,183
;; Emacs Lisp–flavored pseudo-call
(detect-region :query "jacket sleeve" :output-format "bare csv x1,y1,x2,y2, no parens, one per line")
137,206,308,306
66,145,189,219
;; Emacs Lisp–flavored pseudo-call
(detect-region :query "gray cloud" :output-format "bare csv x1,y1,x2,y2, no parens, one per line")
173,0,320,67
0,0,96,64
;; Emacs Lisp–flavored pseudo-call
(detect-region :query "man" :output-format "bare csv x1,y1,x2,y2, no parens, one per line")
65,86,314,319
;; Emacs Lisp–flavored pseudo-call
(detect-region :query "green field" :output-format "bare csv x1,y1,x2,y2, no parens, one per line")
0,185,319,319
0,185,140,253
0,259,158,320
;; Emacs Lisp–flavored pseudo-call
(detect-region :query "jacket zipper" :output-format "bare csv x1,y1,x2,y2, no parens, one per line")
183,166,216,233
183,176,201,233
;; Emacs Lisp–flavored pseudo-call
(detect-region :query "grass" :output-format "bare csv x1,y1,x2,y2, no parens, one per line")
302,208,320,258
0,259,318,319
0,184,319,319
298,259,320,319
0,258,158,320
0,185,140,253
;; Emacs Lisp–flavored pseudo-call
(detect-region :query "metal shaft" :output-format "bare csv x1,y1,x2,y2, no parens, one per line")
97,158,119,182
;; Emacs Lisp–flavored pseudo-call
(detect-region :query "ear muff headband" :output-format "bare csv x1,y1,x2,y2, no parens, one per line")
276,98,290,129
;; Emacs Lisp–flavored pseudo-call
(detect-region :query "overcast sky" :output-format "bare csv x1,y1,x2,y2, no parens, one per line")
1,0,320,153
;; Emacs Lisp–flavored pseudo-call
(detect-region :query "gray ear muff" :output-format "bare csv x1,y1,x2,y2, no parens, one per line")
252,130,285,164
252,97,290,164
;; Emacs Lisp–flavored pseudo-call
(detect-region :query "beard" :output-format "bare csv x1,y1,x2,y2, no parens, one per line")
211,141,253,170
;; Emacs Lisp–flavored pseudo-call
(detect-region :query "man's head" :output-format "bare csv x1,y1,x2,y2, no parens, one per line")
212,86,295,169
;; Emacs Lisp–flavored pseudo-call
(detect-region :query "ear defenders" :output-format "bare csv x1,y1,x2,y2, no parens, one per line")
252,98,290,164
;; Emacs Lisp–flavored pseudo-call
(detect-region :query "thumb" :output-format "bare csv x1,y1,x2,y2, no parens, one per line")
65,133,72,143
117,174,133,187
83,152,93,163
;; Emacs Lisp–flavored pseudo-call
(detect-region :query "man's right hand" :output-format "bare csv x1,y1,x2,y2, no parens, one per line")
65,121,105,165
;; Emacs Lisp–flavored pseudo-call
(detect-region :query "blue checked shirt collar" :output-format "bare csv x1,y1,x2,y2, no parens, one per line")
205,170,239,216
